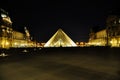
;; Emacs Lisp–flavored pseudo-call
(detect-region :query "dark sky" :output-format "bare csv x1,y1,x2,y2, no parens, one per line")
0,0,118,42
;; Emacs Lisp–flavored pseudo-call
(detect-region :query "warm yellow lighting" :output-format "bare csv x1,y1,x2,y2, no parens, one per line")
14,42,17,45
110,41,112,43
76,42,79,45
0,53,8,57
3,17,12,23
5,41,9,45
1,14,7,17
80,42,84,45
44,29,77,47
110,38,118,47
1,38,10,48
2,29,5,32
22,49,28,53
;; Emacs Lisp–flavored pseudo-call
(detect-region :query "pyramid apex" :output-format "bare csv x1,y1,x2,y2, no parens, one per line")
58,28,62,30
57,28,63,32
44,28,77,47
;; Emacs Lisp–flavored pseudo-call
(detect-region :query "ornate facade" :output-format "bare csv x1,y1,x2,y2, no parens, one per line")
88,15,120,47
0,9,35,48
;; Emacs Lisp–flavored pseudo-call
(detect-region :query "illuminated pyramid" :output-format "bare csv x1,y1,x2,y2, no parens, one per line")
44,29,77,47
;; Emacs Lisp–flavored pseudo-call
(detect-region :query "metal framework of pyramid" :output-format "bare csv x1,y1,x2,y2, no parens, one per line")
44,29,77,47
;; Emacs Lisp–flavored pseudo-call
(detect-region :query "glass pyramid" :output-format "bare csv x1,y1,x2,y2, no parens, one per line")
44,29,77,47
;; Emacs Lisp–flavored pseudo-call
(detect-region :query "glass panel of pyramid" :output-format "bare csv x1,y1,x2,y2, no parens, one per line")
44,29,77,47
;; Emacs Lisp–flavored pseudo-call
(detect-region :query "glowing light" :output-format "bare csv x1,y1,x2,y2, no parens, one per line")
3,17,12,23
0,53,8,57
1,39,10,48
44,29,77,47
22,49,28,53
1,14,7,17
110,41,112,43
110,38,118,47
5,41,9,45
14,42,17,45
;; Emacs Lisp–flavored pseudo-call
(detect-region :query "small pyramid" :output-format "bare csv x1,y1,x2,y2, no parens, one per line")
44,28,77,47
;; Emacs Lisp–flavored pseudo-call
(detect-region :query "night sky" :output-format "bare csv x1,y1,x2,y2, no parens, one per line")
0,0,118,42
